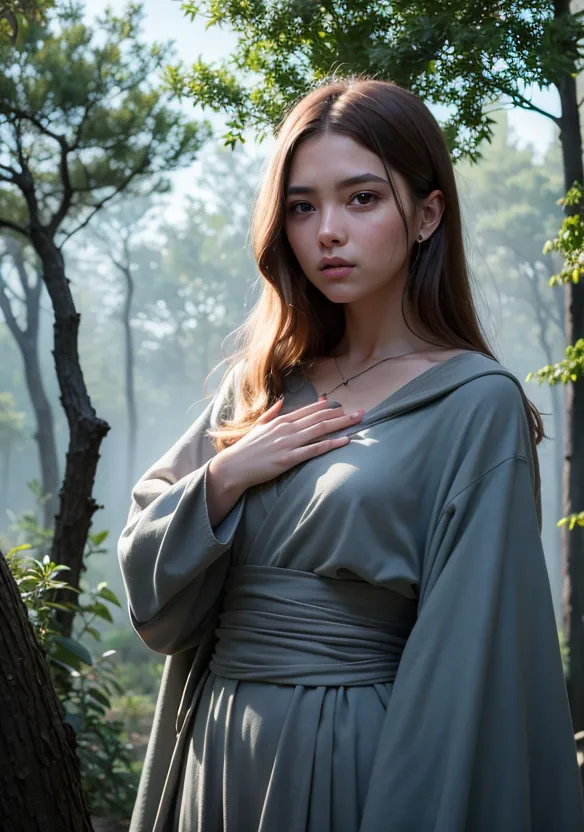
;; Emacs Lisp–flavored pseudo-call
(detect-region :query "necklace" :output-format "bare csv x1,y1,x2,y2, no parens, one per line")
317,348,431,400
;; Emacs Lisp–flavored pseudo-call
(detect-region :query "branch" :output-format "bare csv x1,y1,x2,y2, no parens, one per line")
0,217,28,237
7,104,69,147
486,78,560,125
0,264,25,347
47,141,73,236
9,243,31,297
58,164,149,248
0,162,18,180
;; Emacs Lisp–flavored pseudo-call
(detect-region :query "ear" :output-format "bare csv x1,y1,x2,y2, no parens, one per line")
417,190,444,242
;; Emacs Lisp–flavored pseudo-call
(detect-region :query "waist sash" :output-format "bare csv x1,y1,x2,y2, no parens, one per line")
209,565,417,686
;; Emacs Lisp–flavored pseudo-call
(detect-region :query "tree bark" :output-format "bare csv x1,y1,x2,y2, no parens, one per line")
0,550,94,831
29,228,110,637
555,0,584,729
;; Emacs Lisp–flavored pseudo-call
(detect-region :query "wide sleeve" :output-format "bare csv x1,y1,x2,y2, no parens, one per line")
360,454,584,832
117,363,247,655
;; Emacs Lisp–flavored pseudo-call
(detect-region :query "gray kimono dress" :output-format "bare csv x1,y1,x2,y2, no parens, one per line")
118,351,584,832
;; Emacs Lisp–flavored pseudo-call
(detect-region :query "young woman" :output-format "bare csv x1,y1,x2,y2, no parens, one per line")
118,77,584,831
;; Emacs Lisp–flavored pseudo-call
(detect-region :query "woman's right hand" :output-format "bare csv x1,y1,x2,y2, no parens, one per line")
212,397,364,493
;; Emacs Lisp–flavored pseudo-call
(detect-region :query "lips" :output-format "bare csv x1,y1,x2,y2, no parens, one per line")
319,257,354,270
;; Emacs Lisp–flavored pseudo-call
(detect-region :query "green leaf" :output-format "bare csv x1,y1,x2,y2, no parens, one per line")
89,530,109,546
97,585,121,607
88,687,112,709
52,635,93,668
91,602,114,623
6,544,33,557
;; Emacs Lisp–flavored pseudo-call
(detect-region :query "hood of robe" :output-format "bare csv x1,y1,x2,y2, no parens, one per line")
284,350,541,527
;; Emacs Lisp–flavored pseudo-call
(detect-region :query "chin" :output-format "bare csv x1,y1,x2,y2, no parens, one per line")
318,285,365,304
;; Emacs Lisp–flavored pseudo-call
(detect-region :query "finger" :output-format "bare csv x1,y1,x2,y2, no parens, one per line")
287,434,351,464
294,405,362,433
255,396,285,423
282,398,334,422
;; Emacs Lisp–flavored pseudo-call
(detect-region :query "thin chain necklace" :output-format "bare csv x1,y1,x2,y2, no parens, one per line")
317,348,432,399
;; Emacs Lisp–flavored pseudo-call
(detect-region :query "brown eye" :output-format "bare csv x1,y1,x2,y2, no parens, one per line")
288,202,313,214
352,192,377,206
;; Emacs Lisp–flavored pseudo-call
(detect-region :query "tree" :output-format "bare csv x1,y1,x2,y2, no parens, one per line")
457,117,566,608
170,0,584,726
128,144,262,407
0,548,93,831
0,2,211,634
0,391,25,515
0,237,60,528
0,0,47,44
87,195,161,496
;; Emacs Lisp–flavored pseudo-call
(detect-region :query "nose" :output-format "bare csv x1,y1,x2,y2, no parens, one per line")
316,206,347,247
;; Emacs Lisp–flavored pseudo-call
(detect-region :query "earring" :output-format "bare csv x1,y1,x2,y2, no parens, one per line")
417,233,424,243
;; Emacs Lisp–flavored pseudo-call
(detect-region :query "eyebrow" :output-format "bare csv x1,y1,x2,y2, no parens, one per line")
286,173,389,196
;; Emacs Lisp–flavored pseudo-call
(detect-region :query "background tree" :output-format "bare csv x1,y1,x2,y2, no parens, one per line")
0,237,60,528
0,2,211,634
0,391,25,514
128,143,262,414
457,116,566,607
170,0,584,726
87,194,161,496
0,0,47,44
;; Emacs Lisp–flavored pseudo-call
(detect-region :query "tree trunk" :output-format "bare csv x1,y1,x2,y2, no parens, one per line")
0,550,94,831
121,263,137,496
30,229,110,637
554,2,584,728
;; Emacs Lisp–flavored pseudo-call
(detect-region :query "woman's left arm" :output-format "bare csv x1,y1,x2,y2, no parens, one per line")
360,454,584,832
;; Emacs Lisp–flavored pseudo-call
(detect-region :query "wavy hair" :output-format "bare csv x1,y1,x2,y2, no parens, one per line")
206,75,544,451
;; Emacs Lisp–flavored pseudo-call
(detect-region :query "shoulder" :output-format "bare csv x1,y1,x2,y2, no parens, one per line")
439,356,534,461
452,359,527,412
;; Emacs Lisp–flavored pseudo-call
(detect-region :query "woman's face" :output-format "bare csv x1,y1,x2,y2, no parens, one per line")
284,132,422,304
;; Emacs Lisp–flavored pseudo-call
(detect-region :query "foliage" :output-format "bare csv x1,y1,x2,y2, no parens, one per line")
6,517,139,819
112,143,261,408
169,0,584,160
0,0,212,244
0,0,48,44
526,338,584,386
526,178,584,531
456,115,564,361
542,182,584,286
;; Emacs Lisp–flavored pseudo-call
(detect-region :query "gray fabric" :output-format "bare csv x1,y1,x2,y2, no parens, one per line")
209,565,416,685
118,351,584,831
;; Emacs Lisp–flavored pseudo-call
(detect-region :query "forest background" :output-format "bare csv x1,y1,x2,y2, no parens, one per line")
0,0,579,826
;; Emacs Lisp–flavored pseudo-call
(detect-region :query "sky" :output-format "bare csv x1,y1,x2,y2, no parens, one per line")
84,0,562,219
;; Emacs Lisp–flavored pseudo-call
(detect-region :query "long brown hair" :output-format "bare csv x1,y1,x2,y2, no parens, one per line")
206,75,544,450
